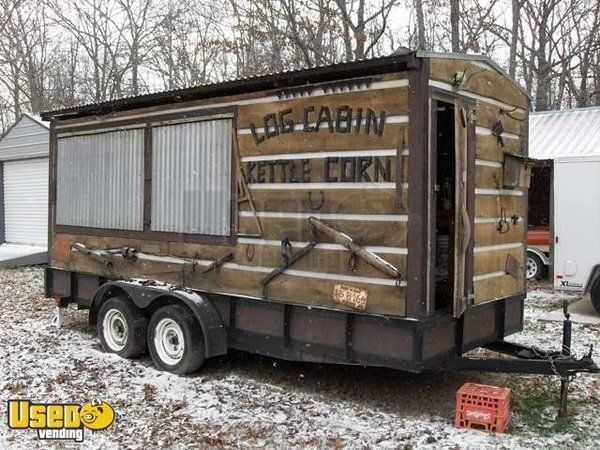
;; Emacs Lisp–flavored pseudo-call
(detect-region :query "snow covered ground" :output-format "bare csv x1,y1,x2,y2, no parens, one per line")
0,267,598,449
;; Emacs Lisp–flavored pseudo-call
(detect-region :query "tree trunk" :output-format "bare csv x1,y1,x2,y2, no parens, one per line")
131,42,139,96
354,0,366,60
508,0,520,78
534,12,550,111
450,0,460,52
414,0,426,50
12,75,20,120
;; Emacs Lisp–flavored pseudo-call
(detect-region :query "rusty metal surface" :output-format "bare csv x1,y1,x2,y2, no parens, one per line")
56,129,144,230
41,53,415,120
151,119,233,235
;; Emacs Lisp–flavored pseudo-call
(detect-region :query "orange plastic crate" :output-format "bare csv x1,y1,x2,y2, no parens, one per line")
455,383,511,433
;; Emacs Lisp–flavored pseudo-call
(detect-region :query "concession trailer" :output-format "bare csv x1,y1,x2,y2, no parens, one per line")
42,52,597,381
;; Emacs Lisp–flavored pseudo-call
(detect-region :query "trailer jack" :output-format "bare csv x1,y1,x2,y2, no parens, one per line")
442,299,599,418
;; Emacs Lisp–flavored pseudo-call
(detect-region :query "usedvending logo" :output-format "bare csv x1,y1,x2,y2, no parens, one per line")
7,398,114,442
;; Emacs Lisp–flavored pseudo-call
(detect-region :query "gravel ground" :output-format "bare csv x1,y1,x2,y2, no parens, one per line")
0,267,598,449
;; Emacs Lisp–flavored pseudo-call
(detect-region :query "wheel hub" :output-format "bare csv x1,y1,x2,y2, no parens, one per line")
102,309,129,351
527,257,538,279
154,318,185,365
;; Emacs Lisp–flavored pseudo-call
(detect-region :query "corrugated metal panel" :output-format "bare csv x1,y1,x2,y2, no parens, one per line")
0,115,49,161
43,51,523,121
152,119,232,235
56,129,144,230
529,106,600,159
3,158,49,245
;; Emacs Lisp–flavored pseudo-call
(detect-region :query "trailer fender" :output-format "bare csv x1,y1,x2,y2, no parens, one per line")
583,265,600,296
527,247,549,266
89,280,227,358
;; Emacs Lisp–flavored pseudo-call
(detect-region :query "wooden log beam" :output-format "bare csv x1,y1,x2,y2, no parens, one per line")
308,217,403,280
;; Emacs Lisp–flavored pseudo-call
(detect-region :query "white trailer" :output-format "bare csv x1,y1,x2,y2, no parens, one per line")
553,155,600,312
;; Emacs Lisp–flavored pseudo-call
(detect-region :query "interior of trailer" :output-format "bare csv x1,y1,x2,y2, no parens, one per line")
434,100,457,312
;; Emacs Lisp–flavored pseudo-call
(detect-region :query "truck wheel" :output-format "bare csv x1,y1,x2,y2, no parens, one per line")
147,304,205,374
97,296,148,358
591,279,600,315
526,252,544,280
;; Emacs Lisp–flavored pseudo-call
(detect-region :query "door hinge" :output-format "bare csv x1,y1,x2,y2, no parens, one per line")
467,292,475,306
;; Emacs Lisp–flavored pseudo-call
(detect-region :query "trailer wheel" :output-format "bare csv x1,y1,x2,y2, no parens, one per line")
147,304,205,374
526,251,545,280
591,279,600,315
97,296,148,358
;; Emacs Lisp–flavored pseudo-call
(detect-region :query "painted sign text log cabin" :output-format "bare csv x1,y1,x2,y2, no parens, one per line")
249,105,388,145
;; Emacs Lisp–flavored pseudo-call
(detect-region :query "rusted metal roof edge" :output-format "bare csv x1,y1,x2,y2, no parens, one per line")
41,53,417,121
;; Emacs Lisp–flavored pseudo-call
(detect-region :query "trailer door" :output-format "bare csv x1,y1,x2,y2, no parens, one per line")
554,157,600,291
453,99,475,318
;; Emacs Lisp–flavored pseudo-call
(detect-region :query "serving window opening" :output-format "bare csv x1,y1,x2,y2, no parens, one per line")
434,100,456,311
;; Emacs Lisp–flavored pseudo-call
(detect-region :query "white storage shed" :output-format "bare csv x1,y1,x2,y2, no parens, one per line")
0,113,49,265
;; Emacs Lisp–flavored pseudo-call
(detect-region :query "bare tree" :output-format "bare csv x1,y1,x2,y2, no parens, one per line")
47,0,129,102
414,0,426,50
113,0,159,96
333,0,397,60
508,0,521,77
450,0,460,52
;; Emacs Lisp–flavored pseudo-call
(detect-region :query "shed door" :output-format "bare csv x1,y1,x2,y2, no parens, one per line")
3,158,48,246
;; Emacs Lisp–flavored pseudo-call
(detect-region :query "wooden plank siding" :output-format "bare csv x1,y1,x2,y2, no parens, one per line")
430,58,528,305
237,123,408,157
52,75,411,317
429,57,528,110
233,80,410,313
429,57,528,304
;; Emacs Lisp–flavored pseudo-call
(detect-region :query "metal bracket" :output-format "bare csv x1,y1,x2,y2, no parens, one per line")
261,240,319,299
200,253,234,274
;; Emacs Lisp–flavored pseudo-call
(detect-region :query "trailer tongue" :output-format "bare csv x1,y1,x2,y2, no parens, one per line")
441,299,599,418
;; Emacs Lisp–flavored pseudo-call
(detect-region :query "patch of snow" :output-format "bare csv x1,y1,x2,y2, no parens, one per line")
0,268,598,449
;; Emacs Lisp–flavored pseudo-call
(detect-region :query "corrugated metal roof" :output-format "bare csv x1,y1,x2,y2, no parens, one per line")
529,106,600,159
42,51,525,121
42,53,414,120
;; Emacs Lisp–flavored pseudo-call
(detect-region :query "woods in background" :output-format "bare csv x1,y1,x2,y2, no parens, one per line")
0,0,599,130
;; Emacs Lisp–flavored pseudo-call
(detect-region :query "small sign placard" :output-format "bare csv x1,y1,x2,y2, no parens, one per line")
332,284,368,311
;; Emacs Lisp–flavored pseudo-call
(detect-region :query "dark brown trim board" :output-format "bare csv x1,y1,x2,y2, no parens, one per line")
465,101,477,301
143,124,153,232
407,58,430,318
55,106,236,135
53,225,238,246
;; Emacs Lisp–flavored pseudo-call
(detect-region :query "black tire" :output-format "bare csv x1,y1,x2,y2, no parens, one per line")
97,296,148,358
147,304,205,374
526,252,545,280
591,279,600,315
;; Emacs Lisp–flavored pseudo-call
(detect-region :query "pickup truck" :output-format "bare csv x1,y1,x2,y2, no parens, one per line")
527,226,550,280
